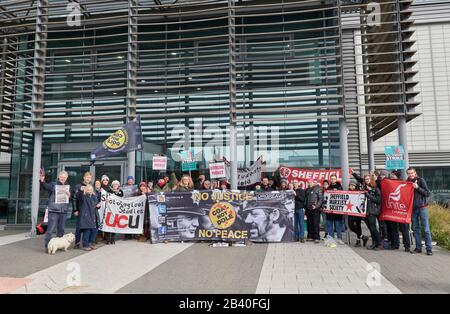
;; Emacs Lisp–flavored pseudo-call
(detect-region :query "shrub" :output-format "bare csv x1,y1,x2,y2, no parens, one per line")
428,204,450,250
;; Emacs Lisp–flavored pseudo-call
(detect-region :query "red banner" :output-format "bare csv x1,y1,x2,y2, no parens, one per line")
380,179,414,224
279,166,342,189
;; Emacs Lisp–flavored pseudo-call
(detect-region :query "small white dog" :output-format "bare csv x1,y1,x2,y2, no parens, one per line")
47,233,75,255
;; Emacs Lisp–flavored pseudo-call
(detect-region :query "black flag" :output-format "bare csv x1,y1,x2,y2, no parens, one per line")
91,116,144,160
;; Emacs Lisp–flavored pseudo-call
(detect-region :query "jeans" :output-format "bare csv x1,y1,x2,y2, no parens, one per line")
81,228,98,247
365,214,381,247
44,212,67,248
412,207,433,252
326,219,343,240
294,209,305,240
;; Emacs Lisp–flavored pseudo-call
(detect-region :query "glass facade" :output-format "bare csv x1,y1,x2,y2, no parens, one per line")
0,0,417,224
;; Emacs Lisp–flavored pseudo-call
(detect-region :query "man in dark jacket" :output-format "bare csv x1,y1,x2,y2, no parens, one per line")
261,177,273,192
73,172,93,249
40,170,73,251
293,180,306,242
407,167,433,255
306,180,323,243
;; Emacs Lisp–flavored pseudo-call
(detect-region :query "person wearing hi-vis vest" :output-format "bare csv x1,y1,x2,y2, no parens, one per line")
407,167,433,256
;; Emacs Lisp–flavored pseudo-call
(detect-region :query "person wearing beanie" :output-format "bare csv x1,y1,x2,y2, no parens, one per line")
100,175,112,193
127,176,135,186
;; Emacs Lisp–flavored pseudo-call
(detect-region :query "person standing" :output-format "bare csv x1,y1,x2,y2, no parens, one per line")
261,177,273,191
306,180,323,243
363,174,382,251
176,174,194,192
78,185,100,251
407,167,433,256
195,174,206,190
293,180,306,243
73,172,93,249
138,182,150,242
100,175,112,193
386,170,412,252
347,181,369,247
40,170,73,252
106,180,123,245
325,175,345,245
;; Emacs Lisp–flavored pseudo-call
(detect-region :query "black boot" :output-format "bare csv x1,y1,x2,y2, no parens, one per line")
362,236,369,247
354,239,361,247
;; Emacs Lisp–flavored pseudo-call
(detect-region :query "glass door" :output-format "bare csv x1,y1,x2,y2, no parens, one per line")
94,164,124,185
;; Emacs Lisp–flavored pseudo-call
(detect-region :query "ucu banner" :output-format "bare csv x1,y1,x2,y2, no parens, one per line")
101,194,146,234
380,179,414,224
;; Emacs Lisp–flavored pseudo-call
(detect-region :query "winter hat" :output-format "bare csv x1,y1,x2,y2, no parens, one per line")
139,181,147,188
127,176,134,181
101,175,110,182
111,180,121,187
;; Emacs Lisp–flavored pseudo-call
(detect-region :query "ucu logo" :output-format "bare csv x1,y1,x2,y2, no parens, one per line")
105,212,140,229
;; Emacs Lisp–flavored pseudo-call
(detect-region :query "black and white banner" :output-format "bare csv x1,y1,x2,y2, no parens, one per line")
149,190,295,243
323,191,367,218
100,194,146,234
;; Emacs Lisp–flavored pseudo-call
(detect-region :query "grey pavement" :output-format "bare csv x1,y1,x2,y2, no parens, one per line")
352,245,450,294
118,243,268,294
0,232,449,294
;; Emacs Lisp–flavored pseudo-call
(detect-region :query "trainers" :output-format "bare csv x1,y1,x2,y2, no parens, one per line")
427,251,433,256
74,243,80,249
300,239,305,243
413,248,422,254
337,239,345,245
89,244,98,250
314,240,320,244
82,246,92,251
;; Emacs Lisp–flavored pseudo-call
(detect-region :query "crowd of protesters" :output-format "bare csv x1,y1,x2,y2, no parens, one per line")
39,166,433,256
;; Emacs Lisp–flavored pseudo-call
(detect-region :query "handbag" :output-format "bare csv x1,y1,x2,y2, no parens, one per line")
36,208,49,235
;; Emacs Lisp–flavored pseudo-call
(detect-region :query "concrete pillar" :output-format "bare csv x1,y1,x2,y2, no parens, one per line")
228,0,238,190
30,0,49,237
398,115,410,179
126,0,138,179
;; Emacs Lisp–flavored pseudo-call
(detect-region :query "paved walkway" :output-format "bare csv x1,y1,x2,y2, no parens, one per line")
0,235,449,294
255,243,400,294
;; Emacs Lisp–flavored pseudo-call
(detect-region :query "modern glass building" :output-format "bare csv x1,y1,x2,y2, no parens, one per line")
0,0,418,225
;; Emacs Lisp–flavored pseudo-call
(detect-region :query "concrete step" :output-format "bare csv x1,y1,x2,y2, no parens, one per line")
3,224,31,231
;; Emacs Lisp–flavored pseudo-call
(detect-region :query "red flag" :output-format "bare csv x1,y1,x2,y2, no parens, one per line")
380,179,414,224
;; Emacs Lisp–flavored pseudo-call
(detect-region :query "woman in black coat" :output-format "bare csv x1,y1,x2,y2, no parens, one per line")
78,185,100,251
363,174,382,251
